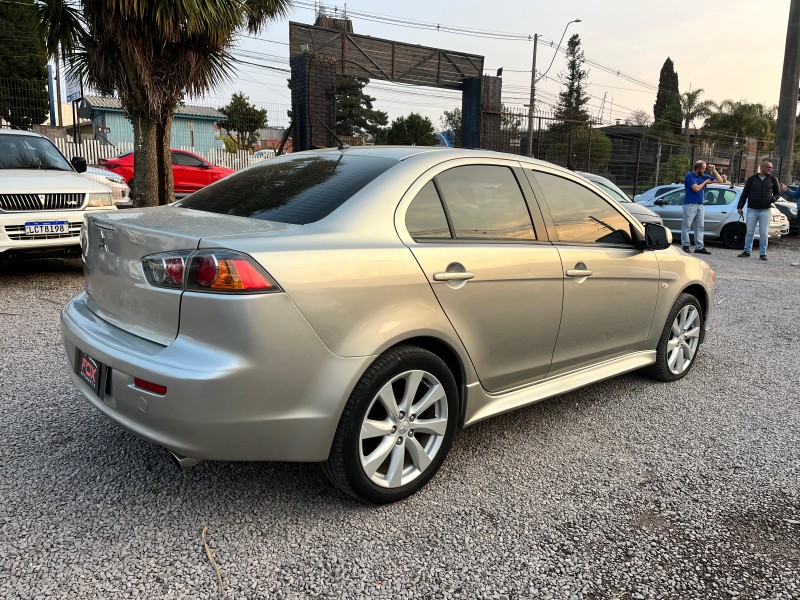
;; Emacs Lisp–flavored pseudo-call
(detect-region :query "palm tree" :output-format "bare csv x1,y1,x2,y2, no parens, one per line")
34,0,291,206
679,88,714,147
704,100,777,180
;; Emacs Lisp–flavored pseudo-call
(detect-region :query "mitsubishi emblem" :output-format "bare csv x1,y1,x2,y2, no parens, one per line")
38,194,46,205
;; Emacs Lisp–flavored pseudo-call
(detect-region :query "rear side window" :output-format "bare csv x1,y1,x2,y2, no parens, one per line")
176,154,397,224
529,171,634,245
436,166,535,240
406,181,451,239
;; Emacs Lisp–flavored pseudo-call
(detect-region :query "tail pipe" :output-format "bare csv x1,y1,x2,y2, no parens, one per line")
169,451,204,470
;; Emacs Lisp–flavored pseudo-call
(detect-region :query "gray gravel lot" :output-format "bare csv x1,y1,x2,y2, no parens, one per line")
1,237,798,600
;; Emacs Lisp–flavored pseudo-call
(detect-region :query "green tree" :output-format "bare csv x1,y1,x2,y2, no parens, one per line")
660,154,691,186
335,75,388,141
35,0,290,207
219,92,267,150
653,58,681,134
554,34,590,124
704,100,776,172
0,0,49,128
384,113,437,146
679,88,714,147
440,107,461,146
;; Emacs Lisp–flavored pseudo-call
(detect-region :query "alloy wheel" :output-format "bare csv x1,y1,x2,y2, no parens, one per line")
358,369,449,488
666,304,701,375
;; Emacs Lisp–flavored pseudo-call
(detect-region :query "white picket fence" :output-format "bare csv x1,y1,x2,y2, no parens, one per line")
50,138,273,170
52,139,134,165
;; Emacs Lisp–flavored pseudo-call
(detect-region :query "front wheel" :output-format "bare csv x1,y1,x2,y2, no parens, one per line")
323,345,458,504
643,293,703,382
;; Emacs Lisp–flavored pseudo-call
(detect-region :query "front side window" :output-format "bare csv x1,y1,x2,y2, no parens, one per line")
176,154,397,224
172,152,205,167
435,165,535,240
657,190,686,206
530,171,634,245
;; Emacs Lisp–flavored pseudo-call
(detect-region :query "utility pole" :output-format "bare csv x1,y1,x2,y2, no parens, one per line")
527,34,538,157
774,0,800,182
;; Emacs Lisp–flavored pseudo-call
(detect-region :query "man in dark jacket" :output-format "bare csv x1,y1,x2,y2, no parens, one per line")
737,161,780,260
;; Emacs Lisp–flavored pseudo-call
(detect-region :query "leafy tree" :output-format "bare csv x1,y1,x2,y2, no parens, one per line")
0,0,49,128
384,113,437,146
660,154,691,185
35,0,290,207
653,58,681,133
218,92,267,150
335,75,388,141
440,107,462,146
704,100,777,170
679,88,714,146
554,34,590,124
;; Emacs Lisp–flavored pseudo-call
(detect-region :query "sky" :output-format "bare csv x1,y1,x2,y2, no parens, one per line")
214,0,794,131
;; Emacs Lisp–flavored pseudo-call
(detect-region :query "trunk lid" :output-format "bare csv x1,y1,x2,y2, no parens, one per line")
83,207,299,345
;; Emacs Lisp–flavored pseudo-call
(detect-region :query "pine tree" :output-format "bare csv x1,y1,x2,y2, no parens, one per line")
653,58,681,132
554,34,590,124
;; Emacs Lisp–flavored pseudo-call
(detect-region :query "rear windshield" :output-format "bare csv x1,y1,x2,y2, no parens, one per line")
175,154,397,224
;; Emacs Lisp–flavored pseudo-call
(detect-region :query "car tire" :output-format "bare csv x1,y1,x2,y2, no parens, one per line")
721,222,746,249
323,345,458,504
643,293,703,382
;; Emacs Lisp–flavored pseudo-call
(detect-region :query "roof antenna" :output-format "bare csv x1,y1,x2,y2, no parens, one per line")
315,115,350,150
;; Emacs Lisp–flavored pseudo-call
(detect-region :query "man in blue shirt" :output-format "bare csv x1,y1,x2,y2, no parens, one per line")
682,160,723,254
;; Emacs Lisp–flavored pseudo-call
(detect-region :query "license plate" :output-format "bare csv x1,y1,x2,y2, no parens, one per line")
75,348,106,398
25,221,68,235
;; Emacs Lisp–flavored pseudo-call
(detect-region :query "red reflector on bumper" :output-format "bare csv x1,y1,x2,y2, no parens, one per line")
134,378,167,395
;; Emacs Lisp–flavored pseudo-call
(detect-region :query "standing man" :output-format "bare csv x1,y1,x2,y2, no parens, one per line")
737,160,781,260
683,160,723,254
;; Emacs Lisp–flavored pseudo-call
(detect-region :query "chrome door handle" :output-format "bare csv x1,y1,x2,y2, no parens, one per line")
565,269,593,278
433,271,475,281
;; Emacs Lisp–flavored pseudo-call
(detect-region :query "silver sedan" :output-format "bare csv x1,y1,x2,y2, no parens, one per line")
61,147,715,503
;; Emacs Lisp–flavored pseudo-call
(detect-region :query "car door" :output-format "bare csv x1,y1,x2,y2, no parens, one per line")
402,162,563,393
649,188,686,232
702,187,738,233
171,151,211,194
525,169,661,377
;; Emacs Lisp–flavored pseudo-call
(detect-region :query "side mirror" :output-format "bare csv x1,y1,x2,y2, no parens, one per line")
654,199,664,206
199,163,212,169
71,156,87,173
644,223,671,250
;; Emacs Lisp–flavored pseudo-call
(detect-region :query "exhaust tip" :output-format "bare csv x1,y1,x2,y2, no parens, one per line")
169,451,204,470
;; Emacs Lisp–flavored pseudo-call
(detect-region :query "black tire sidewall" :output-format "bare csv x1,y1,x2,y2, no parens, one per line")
337,347,458,504
653,293,703,382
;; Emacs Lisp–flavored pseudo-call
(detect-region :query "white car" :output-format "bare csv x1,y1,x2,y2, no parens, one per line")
0,129,116,259
633,184,681,203
83,166,132,208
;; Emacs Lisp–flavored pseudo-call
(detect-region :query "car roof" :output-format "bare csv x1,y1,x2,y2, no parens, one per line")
0,128,43,138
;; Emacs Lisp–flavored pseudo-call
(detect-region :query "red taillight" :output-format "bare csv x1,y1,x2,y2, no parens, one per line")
134,378,167,395
142,249,280,294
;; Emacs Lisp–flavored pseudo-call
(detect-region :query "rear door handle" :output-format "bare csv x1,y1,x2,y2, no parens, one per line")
433,271,475,281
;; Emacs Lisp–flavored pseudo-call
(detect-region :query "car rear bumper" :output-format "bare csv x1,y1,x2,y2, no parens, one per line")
60,291,372,462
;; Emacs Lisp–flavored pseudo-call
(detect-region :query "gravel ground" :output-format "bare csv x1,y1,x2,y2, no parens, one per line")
1,237,798,600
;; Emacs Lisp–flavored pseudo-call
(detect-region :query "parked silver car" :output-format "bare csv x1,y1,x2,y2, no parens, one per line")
82,166,132,208
577,172,663,226
637,184,789,248
61,147,715,503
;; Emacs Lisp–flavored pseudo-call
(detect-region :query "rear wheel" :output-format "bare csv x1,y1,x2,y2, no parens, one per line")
643,293,703,382
721,222,746,249
323,345,458,504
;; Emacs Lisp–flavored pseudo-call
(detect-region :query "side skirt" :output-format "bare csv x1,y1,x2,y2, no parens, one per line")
463,351,656,426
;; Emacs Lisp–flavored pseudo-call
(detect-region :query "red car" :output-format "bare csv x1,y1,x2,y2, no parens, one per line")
101,150,235,196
